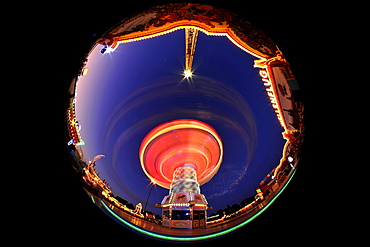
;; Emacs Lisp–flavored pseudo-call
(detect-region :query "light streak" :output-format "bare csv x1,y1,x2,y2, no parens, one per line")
139,119,223,189
185,28,198,78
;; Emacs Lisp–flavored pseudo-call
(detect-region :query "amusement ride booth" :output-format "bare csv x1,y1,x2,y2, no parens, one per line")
139,119,223,229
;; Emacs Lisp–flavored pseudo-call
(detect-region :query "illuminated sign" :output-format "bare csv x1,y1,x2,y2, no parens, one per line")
256,67,285,128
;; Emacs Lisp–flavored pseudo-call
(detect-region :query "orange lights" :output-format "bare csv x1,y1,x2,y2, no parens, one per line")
67,106,84,146
106,23,268,60
97,11,292,132
158,202,208,208
185,27,198,77
139,119,223,189
256,188,264,200
82,67,88,76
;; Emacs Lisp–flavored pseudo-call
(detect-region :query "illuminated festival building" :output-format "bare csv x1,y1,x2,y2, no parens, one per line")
139,119,223,229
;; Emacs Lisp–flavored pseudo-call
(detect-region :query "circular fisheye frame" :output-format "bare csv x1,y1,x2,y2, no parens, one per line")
66,3,304,242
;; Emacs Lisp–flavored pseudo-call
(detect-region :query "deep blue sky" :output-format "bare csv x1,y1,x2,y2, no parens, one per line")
75,29,285,214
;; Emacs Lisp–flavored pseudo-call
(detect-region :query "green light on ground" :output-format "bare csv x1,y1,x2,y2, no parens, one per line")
100,169,296,242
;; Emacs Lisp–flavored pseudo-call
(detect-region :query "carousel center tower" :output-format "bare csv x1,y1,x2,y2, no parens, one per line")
139,119,223,229
170,164,200,194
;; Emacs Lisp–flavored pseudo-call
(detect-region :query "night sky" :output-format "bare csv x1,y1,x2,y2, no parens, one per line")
75,29,286,215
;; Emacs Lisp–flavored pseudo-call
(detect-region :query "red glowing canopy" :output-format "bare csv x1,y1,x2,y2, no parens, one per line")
139,119,223,189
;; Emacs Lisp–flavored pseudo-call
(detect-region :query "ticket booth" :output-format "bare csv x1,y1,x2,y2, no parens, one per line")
156,192,211,229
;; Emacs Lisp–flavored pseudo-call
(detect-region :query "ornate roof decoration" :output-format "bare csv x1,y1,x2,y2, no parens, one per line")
97,3,278,58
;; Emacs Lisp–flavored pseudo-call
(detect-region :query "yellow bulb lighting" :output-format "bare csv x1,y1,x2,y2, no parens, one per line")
183,69,193,78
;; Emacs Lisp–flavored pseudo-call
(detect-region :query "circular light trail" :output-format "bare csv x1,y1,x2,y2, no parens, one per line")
139,119,223,189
